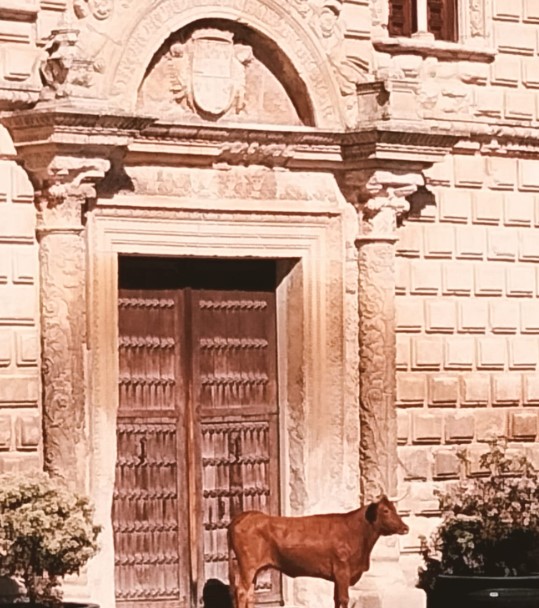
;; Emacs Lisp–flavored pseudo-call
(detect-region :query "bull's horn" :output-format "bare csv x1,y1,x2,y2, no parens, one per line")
389,487,410,503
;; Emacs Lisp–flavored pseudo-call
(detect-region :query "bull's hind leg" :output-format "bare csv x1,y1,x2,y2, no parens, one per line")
229,556,242,608
232,560,257,608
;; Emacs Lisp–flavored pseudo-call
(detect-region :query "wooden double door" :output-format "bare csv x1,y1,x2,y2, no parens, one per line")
112,258,281,608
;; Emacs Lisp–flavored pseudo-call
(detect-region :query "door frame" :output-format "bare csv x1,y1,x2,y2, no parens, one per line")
86,208,352,608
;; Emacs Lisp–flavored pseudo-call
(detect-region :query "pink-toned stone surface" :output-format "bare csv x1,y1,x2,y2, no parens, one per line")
0,1,538,608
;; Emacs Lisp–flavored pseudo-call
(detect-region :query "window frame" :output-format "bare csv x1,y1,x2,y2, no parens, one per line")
373,0,495,62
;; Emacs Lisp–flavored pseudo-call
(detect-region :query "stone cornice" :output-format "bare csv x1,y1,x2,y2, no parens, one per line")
130,120,459,169
2,107,155,147
341,124,460,166
130,121,344,169
5,108,539,176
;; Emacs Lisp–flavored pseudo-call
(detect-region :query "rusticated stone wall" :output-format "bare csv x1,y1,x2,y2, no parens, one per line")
1,0,539,605
0,128,40,472
395,151,539,579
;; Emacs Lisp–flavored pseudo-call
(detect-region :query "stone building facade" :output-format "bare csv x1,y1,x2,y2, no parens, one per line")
0,1,538,607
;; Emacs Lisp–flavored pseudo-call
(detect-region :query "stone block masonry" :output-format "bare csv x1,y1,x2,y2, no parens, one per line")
0,138,40,473
397,153,539,555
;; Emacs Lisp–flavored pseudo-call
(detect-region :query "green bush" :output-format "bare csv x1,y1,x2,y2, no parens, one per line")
0,472,101,606
417,438,539,592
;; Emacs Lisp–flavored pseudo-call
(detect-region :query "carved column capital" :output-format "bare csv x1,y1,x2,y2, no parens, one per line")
356,170,425,239
25,155,110,234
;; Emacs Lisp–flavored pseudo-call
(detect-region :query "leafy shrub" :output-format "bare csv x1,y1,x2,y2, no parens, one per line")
417,438,539,592
0,472,101,606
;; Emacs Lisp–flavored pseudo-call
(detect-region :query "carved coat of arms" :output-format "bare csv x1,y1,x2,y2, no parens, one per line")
191,30,236,116
166,28,253,119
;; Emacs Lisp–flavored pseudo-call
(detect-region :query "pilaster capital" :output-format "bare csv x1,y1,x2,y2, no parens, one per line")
25,154,110,234
350,169,425,241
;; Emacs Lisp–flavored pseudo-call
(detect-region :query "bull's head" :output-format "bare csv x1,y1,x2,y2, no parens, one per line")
365,495,409,536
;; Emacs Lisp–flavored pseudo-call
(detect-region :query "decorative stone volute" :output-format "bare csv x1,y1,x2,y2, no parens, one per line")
357,170,425,237
39,27,102,101
30,156,110,233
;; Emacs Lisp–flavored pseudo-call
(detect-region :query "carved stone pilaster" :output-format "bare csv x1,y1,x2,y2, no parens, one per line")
355,170,423,502
33,158,110,491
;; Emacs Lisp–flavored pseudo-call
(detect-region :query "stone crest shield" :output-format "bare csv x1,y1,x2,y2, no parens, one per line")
191,29,236,117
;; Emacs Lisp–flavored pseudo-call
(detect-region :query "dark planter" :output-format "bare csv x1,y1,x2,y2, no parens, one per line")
428,574,539,608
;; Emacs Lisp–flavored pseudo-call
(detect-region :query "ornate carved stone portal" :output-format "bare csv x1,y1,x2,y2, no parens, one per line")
137,23,304,125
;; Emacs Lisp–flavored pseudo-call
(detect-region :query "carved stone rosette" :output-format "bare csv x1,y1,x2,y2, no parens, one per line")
355,171,422,501
34,160,109,491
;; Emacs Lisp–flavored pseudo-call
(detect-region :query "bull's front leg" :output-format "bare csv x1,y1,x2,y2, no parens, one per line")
333,567,351,608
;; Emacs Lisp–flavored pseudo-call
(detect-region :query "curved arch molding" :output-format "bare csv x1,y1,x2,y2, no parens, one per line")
106,0,345,129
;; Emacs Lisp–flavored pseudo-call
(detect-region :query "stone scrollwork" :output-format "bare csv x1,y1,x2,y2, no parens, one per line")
39,227,86,490
32,156,110,231
216,141,294,168
359,170,424,236
74,0,113,20
40,28,102,100
357,242,397,501
308,0,367,127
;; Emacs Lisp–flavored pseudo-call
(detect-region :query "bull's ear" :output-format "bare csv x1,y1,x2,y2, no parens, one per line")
365,502,378,523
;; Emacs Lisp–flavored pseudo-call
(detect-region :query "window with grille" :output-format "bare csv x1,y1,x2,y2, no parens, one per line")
388,0,458,42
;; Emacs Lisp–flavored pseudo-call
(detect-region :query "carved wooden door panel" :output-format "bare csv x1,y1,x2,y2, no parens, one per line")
114,259,280,608
114,291,191,608
192,290,281,604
